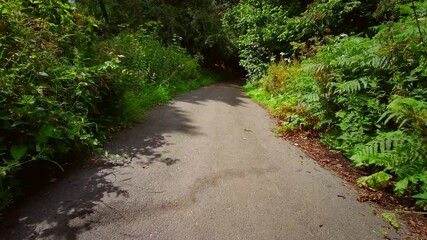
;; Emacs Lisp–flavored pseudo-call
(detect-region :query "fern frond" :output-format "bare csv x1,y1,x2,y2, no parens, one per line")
380,97,427,130
327,77,372,94
350,131,407,167
303,62,328,74
372,56,392,69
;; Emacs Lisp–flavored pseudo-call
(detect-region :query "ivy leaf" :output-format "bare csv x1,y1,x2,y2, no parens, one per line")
10,145,27,161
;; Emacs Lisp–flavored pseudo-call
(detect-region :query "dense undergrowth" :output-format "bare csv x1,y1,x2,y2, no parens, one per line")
234,0,427,210
0,1,217,210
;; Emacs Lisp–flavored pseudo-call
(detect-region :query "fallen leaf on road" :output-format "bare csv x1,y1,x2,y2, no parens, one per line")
382,212,400,229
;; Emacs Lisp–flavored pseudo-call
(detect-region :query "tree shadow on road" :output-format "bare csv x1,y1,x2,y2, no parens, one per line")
103,103,201,167
176,82,249,107
0,160,129,240
0,82,251,239
104,83,250,166
106,132,181,166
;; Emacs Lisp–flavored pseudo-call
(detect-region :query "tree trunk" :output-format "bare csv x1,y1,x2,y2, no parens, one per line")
98,0,109,24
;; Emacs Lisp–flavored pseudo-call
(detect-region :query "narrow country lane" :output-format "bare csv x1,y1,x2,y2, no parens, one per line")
0,82,403,240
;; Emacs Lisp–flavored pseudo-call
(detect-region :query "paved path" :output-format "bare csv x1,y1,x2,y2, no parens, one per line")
1,83,402,239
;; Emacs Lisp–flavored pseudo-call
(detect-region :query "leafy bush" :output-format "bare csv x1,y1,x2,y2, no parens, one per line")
76,0,233,63
0,1,214,210
92,31,204,125
351,98,427,209
223,0,385,81
0,0,104,210
222,0,304,81
248,60,319,132
243,1,427,209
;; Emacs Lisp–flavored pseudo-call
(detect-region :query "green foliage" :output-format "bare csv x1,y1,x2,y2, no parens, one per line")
223,0,304,80
320,15,427,205
0,0,103,209
357,171,392,190
76,0,234,63
242,0,427,209
351,97,427,209
251,60,319,131
223,0,384,81
92,31,205,125
382,212,400,229
0,0,214,210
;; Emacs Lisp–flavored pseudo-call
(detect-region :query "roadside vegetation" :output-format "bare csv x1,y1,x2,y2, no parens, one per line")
0,0,223,210
1,0,426,216
224,0,427,210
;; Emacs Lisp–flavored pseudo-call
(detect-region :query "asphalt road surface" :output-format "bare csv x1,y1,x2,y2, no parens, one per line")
0,82,403,239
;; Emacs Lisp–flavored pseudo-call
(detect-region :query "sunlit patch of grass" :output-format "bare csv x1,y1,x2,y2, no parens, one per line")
118,71,219,126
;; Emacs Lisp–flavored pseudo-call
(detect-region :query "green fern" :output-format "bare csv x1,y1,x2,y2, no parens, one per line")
351,131,427,204
380,97,427,130
327,77,373,94
303,62,329,75
351,131,407,168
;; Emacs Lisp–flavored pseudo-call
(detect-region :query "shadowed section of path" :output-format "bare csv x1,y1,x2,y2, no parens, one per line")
0,82,403,240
